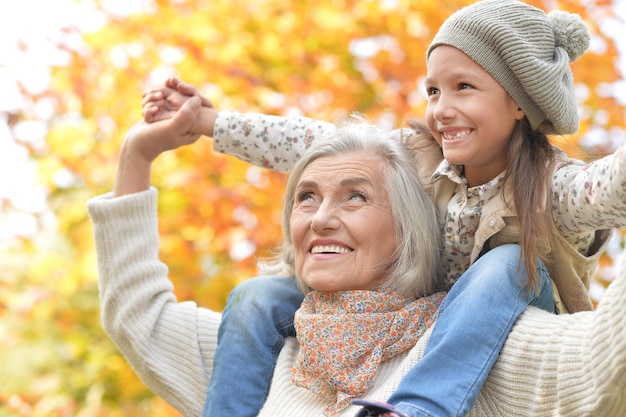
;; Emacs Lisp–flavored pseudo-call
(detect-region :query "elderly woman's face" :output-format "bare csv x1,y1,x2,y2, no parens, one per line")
290,151,398,292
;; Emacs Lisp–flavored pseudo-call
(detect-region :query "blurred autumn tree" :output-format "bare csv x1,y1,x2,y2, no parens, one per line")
1,0,624,416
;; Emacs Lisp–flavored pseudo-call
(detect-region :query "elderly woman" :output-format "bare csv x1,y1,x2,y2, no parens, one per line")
88,98,626,417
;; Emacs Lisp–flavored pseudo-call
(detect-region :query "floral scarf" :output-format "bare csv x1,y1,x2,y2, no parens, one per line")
292,289,446,416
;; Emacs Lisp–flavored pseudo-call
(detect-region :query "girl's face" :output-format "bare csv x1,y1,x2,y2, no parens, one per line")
424,45,525,187
290,151,398,292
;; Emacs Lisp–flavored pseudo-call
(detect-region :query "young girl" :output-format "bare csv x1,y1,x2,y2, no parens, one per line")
142,1,625,416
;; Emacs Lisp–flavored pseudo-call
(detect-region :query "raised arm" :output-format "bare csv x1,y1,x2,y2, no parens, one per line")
552,142,626,232
142,77,338,173
88,97,221,416
88,190,219,417
212,110,337,172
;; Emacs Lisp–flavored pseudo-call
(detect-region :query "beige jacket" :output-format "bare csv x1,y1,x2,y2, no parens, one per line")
407,128,612,313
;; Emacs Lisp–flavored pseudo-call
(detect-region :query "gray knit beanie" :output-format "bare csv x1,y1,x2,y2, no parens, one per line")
427,0,590,135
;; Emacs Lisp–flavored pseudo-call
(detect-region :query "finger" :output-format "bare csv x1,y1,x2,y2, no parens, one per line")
141,91,163,106
170,96,201,131
141,107,150,122
165,77,181,89
199,95,215,109
141,104,157,121
176,82,214,108
141,88,165,100
168,97,202,146
176,81,199,96
141,102,164,119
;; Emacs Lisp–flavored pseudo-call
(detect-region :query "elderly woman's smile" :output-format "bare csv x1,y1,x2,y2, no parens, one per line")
290,151,398,293
309,243,353,254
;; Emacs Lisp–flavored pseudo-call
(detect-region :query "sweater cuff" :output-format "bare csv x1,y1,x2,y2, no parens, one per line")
87,188,157,224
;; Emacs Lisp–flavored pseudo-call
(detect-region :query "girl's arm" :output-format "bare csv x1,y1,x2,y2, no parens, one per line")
143,79,437,173
142,78,339,173
552,142,626,232
212,110,337,172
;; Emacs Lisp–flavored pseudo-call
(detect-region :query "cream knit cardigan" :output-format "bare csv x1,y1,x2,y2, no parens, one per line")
88,188,626,417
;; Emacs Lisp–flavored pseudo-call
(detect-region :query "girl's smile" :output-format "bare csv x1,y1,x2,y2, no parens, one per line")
425,45,525,187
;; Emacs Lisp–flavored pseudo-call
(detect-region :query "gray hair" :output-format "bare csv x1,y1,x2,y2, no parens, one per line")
258,119,443,298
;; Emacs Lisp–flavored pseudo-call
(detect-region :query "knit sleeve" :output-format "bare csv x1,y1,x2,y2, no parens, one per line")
212,111,337,172
472,248,626,416
87,189,221,417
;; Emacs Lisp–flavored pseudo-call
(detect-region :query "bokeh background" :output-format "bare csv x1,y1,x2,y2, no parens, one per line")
1,0,625,416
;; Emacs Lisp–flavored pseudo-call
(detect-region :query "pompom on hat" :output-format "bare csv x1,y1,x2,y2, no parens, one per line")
427,0,590,135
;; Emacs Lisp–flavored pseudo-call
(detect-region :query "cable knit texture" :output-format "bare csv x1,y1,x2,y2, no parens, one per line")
88,188,626,417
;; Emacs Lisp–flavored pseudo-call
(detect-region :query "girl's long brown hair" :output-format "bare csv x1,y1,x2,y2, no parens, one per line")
408,118,556,294
503,119,556,294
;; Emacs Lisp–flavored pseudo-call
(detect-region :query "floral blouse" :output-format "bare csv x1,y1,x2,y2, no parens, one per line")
431,162,506,284
213,111,626,285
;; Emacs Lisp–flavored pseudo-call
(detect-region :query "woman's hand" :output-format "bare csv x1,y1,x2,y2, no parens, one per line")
113,95,202,197
132,94,203,161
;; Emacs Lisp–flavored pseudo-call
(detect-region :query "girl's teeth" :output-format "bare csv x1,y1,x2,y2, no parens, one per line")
444,130,470,139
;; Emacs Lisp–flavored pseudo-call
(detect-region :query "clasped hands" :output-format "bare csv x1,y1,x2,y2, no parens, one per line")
113,78,213,197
